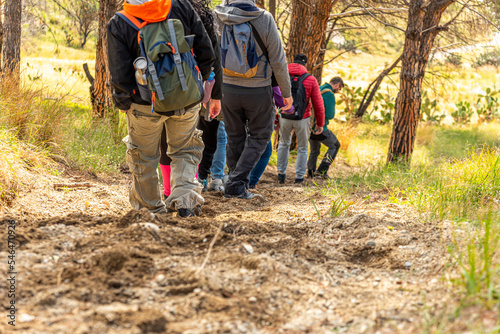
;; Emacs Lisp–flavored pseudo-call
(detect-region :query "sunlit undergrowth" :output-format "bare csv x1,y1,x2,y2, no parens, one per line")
311,123,500,330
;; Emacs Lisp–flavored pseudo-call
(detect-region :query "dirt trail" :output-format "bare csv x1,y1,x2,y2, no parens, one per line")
1,165,452,333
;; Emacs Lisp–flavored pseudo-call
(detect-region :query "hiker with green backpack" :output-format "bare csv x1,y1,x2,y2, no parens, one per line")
214,0,293,200
107,0,216,217
307,76,344,179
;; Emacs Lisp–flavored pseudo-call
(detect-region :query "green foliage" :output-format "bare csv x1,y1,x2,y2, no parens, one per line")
420,91,445,123
476,87,499,122
452,100,474,123
60,104,128,172
445,53,463,67
337,39,357,52
369,91,395,124
337,85,363,121
472,49,500,68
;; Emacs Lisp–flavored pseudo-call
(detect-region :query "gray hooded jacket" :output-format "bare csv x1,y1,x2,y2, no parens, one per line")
214,0,291,98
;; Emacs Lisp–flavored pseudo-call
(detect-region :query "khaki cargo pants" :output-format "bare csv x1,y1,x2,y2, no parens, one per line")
125,103,204,213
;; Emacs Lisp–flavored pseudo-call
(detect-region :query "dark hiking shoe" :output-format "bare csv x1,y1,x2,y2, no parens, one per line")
177,208,196,218
294,178,304,184
314,170,330,179
224,190,263,200
248,184,257,189
277,173,286,184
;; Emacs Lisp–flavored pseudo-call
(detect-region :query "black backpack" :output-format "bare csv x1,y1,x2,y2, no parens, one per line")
281,73,311,120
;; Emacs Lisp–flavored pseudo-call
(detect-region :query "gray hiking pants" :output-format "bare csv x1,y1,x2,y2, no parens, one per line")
125,103,204,213
277,117,311,179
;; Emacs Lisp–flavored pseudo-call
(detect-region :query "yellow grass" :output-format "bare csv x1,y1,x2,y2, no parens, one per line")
0,129,55,207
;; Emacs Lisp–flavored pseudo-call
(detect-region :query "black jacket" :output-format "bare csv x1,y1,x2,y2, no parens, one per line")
107,0,216,111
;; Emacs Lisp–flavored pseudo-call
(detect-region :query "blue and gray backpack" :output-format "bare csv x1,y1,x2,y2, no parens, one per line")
116,10,204,113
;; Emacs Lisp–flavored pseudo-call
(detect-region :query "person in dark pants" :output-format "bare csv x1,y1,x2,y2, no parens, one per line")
307,77,344,179
159,0,222,197
214,0,292,199
196,116,221,189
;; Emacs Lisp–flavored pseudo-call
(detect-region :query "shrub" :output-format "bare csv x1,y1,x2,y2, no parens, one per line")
472,49,500,68
445,53,463,67
452,101,474,124
476,87,499,122
420,91,445,123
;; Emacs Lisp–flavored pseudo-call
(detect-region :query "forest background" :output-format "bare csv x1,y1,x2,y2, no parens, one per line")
1,0,500,332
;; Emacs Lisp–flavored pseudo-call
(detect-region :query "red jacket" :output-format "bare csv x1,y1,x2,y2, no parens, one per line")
287,63,325,127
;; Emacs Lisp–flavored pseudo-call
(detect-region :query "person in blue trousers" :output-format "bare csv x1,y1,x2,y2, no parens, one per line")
208,121,227,191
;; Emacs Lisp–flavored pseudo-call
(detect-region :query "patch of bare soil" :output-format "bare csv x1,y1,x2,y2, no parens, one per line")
0,165,453,333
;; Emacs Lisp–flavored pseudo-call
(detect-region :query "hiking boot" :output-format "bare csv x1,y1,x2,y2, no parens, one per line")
177,208,196,218
314,162,331,179
199,178,208,192
294,178,304,184
248,184,257,189
277,173,286,184
208,178,224,192
307,169,315,178
224,190,263,200
314,171,330,179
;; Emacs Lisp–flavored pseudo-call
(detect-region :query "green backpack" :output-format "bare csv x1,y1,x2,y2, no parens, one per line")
117,11,204,113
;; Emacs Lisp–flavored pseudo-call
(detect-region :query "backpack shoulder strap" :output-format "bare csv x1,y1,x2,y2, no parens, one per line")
116,10,145,31
116,11,147,44
249,22,278,87
298,73,311,83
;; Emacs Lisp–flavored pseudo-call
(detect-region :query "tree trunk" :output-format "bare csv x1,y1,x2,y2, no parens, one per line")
268,0,276,19
2,0,22,87
287,0,336,83
387,0,453,163
0,6,3,71
92,0,122,118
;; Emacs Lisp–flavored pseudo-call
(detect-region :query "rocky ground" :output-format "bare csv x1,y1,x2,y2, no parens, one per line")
0,163,462,333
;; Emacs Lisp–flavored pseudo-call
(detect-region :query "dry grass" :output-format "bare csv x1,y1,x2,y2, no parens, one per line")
0,72,64,207
0,72,68,145
0,129,55,208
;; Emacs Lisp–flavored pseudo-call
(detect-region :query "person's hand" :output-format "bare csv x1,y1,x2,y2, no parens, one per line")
209,99,221,119
282,96,293,111
312,124,323,135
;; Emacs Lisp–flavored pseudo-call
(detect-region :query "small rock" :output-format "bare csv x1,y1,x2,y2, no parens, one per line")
366,241,376,247
370,233,376,238
405,261,411,269
373,282,379,287
242,243,254,254
193,288,202,293
20,313,35,322
249,296,257,302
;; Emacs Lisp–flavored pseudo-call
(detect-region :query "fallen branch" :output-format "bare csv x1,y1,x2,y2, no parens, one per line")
53,182,92,190
195,221,223,275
